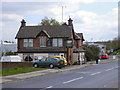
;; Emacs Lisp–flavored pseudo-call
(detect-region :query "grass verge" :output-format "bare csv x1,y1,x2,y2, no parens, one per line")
0,67,48,76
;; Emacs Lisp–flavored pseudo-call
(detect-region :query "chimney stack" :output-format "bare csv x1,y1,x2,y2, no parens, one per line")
68,17,73,26
21,19,26,27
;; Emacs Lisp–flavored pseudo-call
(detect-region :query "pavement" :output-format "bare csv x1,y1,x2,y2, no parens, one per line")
0,56,119,84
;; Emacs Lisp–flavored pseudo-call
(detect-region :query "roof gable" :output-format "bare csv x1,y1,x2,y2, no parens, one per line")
76,33,85,41
36,30,50,38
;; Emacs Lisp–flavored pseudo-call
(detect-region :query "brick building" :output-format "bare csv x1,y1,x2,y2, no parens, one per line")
15,18,85,64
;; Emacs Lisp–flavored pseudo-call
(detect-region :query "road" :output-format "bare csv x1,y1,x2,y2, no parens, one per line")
2,60,119,89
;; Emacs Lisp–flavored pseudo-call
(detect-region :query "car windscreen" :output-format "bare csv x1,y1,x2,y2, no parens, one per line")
62,57,66,60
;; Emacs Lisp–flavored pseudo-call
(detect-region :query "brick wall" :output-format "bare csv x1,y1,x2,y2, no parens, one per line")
81,40,83,46
33,37,40,47
0,62,33,69
18,39,23,50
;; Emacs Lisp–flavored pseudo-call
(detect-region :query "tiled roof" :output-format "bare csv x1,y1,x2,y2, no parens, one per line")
76,33,85,41
74,32,81,40
15,25,72,39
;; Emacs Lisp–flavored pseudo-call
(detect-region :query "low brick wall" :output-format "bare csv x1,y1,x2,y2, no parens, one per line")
0,62,33,69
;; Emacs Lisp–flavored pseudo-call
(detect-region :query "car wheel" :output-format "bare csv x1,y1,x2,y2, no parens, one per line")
34,63,38,68
49,64,54,69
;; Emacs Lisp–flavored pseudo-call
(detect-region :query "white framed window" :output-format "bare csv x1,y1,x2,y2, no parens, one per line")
24,39,28,47
53,38,57,47
58,38,63,47
24,39,33,47
29,39,33,47
53,38,63,47
40,37,46,47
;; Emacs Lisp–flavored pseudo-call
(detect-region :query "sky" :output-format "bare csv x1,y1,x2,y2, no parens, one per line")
0,0,119,43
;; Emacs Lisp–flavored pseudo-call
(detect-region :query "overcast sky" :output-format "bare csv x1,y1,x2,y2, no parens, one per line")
0,0,118,43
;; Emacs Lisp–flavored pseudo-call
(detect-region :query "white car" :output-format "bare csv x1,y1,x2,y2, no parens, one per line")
1,55,22,62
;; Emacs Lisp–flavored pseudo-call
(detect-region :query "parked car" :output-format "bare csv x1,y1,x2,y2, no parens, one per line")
50,56,67,65
1,55,22,62
101,54,109,59
33,57,65,69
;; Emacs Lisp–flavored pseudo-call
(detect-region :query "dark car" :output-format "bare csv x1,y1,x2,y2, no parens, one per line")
33,57,65,69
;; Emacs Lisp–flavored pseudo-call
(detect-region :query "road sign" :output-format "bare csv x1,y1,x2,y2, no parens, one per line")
111,49,113,53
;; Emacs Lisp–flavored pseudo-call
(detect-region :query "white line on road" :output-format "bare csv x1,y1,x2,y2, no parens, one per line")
90,72,101,76
46,86,53,88
115,66,118,68
104,85,106,87
63,77,83,84
105,68,114,71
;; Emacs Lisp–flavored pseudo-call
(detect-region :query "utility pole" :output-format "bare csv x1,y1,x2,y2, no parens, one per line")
62,6,66,23
62,6,63,23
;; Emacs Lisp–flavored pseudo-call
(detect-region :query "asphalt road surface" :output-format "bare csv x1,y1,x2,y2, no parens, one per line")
2,60,119,89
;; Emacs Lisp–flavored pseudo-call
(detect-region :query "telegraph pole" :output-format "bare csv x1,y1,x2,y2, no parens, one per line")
62,6,66,23
62,6,63,23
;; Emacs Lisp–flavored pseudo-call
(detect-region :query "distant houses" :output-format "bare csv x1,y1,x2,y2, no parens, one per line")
85,42,106,55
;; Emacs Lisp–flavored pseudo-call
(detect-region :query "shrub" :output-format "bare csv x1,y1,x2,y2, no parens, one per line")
83,44,100,61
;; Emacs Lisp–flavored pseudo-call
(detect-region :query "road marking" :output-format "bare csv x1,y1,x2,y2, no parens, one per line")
104,85,106,87
77,72,90,74
105,68,114,71
90,72,101,76
115,66,118,68
46,86,53,88
63,77,83,84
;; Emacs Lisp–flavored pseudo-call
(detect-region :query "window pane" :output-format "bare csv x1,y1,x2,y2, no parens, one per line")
24,39,28,47
29,39,33,47
40,37,46,47
53,39,57,47
58,38,63,47
28,39,33,47
24,39,28,42
47,40,52,47
29,39,33,42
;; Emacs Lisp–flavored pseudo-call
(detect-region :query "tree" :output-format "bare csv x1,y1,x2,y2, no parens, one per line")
40,17,60,26
90,45,100,60
83,44,100,61
103,37,119,51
